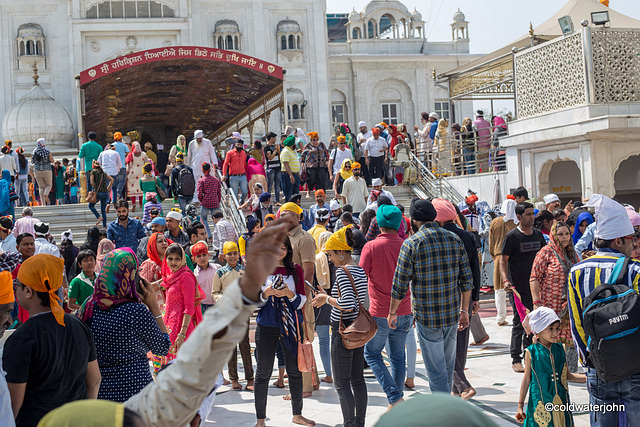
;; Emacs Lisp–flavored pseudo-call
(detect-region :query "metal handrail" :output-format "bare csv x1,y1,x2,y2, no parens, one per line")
215,168,247,236
408,152,465,205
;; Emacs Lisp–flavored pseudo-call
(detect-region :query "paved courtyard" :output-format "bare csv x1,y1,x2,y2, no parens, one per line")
204,300,591,426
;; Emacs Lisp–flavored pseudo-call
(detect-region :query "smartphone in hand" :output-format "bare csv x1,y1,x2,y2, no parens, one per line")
305,280,320,295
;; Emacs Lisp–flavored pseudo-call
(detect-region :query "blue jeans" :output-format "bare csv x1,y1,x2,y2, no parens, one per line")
415,323,458,393
587,368,640,426
365,315,411,404
316,324,332,377
111,168,126,203
281,172,300,203
463,147,476,175
200,207,215,238
266,168,282,203
89,192,109,228
406,326,417,378
16,177,28,207
70,195,78,204
177,195,190,213
228,175,248,204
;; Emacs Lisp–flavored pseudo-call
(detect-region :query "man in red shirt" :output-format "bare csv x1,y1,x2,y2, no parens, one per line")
196,162,222,240
359,204,410,410
222,139,248,203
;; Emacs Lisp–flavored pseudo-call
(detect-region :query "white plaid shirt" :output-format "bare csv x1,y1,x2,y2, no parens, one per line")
212,219,238,252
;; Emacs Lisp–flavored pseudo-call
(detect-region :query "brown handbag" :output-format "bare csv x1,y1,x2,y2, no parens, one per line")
337,266,378,350
295,311,319,385
86,172,104,204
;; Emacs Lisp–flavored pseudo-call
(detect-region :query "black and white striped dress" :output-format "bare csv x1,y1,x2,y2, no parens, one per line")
330,265,368,323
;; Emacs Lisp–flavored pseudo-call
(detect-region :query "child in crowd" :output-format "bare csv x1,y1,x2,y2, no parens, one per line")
67,249,97,310
69,179,78,204
516,307,585,425
192,240,220,313
212,241,253,390
142,192,163,225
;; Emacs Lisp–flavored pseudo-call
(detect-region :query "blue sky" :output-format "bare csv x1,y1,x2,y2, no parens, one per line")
326,0,639,54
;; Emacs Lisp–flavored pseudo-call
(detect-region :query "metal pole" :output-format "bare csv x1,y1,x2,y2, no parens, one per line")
74,74,88,203
282,72,288,130
582,24,595,104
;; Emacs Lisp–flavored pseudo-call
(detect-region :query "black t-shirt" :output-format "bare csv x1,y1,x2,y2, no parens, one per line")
501,227,546,304
3,312,97,426
264,144,281,170
156,150,169,172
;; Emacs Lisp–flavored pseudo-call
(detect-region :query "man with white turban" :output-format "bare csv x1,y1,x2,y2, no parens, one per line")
568,194,640,425
186,130,218,202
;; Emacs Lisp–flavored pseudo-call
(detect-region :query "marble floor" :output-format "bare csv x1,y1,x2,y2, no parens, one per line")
203,302,591,426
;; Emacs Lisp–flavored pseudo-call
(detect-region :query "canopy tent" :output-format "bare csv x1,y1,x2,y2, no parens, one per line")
439,0,640,101
78,46,284,145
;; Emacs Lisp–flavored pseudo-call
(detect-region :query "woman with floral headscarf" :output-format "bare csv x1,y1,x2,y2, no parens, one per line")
162,243,204,362
529,221,580,370
80,248,171,402
126,141,149,211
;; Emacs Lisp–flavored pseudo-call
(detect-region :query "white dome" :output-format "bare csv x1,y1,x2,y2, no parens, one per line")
453,8,466,23
277,19,301,33
349,9,362,22
17,23,44,38
1,83,75,151
411,8,422,22
365,1,409,17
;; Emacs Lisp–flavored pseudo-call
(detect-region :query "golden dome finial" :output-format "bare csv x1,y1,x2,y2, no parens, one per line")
600,0,609,7
32,61,39,86
529,22,534,37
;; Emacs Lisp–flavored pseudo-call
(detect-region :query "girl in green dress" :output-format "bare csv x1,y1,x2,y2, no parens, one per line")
516,307,586,426
139,163,163,205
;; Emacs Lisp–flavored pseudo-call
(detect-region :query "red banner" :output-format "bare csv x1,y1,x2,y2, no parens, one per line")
80,46,283,86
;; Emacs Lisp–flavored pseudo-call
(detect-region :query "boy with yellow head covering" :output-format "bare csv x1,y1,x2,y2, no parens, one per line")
5,254,101,426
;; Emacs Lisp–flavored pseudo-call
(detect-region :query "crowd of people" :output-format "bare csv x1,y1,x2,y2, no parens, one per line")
0,117,638,427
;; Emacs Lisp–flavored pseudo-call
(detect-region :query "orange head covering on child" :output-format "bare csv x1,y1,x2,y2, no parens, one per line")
191,241,209,257
18,254,65,326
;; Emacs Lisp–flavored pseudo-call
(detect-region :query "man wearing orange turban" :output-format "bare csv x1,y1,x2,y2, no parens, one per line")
364,127,389,182
5,254,101,425
301,131,329,196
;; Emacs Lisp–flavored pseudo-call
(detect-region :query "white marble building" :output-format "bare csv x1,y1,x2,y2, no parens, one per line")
0,0,478,151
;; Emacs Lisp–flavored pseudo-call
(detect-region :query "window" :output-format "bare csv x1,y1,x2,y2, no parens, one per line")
281,36,287,50
16,23,46,59
434,101,450,121
86,1,175,18
213,20,241,51
292,104,300,120
332,104,345,125
277,20,303,52
381,103,399,125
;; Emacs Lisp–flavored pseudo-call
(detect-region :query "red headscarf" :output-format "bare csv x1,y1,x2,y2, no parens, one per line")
147,232,174,278
126,141,142,164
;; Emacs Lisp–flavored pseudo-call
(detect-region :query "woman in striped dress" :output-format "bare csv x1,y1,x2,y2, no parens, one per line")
312,226,369,427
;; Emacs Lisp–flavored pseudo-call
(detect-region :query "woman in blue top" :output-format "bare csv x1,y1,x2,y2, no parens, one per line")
253,237,315,427
80,249,171,402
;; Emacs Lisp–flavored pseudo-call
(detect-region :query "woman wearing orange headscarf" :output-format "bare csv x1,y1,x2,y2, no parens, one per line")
125,141,149,212
139,232,170,306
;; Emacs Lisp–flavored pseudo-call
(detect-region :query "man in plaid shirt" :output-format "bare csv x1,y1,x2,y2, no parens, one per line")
389,198,473,393
212,211,238,262
197,162,222,240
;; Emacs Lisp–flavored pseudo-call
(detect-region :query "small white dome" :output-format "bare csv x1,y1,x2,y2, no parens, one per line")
349,9,362,22
214,20,239,33
1,83,75,151
453,8,466,23
17,23,44,38
277,19,301,33
411,8,423,22
365,1,409,17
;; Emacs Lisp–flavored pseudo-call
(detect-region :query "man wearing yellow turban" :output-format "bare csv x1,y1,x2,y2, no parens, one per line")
4,254,101,426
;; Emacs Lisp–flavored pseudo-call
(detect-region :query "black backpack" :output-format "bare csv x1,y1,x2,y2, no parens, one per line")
177,167,196,197
582,256,640,382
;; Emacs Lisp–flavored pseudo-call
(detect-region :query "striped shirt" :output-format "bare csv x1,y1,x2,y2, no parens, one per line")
392,222,473,329
330,266,368,323
567,248,640,364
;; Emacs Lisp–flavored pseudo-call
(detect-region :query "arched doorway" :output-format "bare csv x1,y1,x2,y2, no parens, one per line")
614,155,640,207
543,160,582,205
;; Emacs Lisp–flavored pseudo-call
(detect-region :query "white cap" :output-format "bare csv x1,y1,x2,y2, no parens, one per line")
166,211,183,221
329,200,341,211
543,193,560,205
371,178,383,187
523,307,560,335
357,121,367,128
194,130,203,138
586,194,635,240
429,112,439,120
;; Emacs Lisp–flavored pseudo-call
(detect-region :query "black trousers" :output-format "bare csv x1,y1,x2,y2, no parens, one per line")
509,292,533,363
369,156,385,180
306,167,328,191
452,300,473,393
254,324,303,420
331,322,367,427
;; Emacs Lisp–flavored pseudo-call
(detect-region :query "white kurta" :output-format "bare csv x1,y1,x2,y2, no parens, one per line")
186,138,218,201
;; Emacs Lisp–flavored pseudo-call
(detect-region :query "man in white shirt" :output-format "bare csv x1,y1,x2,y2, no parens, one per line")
327,136,353,182
187,130,218,202
341,163,368,215
33,222,61,257
0,217,16,253
364,128,389,180
366,178,397,206
98,143,123,204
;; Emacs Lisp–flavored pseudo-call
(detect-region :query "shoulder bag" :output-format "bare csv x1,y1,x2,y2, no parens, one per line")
295,310,319,386
337,266,377,350
86,172,104,204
